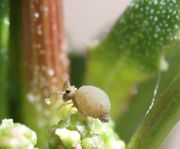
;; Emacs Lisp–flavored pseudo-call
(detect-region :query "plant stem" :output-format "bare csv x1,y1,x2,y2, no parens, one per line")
9,0,69,148
127,72,180,149
8,0,22,121
0,0,9,120
22,0,68,95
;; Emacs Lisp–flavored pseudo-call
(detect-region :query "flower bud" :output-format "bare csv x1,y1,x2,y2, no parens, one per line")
0,119,37,149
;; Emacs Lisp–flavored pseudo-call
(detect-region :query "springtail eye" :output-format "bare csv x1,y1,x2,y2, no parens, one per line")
65,90,71,94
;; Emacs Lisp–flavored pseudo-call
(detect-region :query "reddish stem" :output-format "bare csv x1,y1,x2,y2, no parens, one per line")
22,0,69,98
21,0,69,147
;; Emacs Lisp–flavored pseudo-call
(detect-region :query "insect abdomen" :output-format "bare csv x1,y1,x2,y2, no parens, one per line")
75,86,111,119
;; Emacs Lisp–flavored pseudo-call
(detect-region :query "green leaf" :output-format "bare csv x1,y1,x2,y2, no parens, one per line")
115,42,180,142
127,70,180,149
86,0,180,118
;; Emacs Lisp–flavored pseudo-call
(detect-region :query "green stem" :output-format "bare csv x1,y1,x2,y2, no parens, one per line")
127,72,180,149
115,44,180,142
8,0,22,121
0,0,9,120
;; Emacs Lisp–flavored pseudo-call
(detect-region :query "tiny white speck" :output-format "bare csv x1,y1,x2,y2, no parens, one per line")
153,0,158,5
47,69,54,76
34,12,39,18
154,16,158,21
37,28,43,35
43,6,49,13
175,25,179,29
150,9,154,14
45,98,52,105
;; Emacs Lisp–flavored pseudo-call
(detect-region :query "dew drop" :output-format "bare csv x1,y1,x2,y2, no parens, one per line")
153,0,158,5
37,27,43,35
174,25,179,29
43,6,49,13
154,16,158,22
47,69,54,76
34,12,40,19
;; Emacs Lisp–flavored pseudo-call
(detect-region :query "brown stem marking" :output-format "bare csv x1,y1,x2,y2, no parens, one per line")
22,0,69,99
21,0,69,147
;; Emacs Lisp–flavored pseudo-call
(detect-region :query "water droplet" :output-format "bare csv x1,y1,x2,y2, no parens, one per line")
47,69,54,76
34,12,40,19
153,0,158,5
37,25,43,35
175,25,179,29
154,16,158,21
150,9,154,14
43,6,49,13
